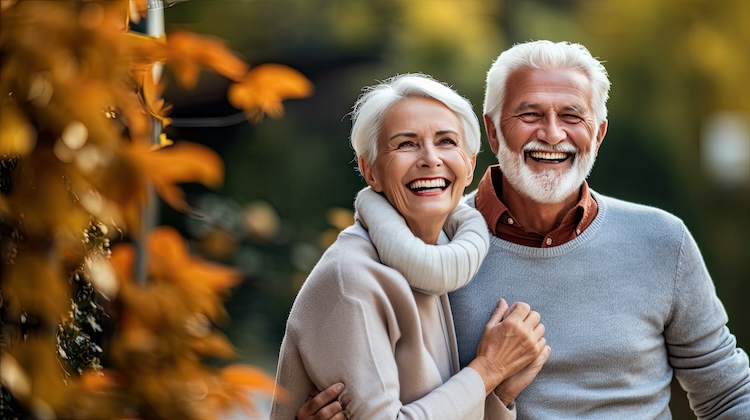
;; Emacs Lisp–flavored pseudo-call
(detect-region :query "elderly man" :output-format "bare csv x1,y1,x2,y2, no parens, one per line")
298,40,750,419
446,39,750,418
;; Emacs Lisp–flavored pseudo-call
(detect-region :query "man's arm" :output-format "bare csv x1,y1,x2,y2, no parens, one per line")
295,383,348,420
668,225,750,418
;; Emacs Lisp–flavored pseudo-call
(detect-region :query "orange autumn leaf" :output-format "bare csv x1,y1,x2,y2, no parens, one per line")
219,364,277,395
117,90,153,145
108,244,137,281
136,64,172,126
80,370,118,393
123,31,168,66
0,103,36,157
190,332,236,359
147,226,240,292
228,64,313,121
128,141,223,211
166,30,247,89
211,364,279,416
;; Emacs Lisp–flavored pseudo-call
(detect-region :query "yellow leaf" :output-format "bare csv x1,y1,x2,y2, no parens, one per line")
149,133,174,150
128,141,223,211
219,365,277,395
166,31,248,89
147,226,241,292
137,64,173,126
189,332,236,359
80,370,117,393
123,31,168,66
0,103,36,156
228,64,313,121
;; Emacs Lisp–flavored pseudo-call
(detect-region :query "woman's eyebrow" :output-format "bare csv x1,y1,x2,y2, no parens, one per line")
388,129,459,141
389,131,417,140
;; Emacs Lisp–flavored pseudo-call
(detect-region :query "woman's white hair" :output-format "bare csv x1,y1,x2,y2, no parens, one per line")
483,40,611,126
351,73,481,172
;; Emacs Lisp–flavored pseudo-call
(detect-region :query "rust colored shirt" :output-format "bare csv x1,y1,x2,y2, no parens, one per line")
474,165,598,248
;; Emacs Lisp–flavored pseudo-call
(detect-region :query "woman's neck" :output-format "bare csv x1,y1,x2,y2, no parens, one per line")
405,216,446,244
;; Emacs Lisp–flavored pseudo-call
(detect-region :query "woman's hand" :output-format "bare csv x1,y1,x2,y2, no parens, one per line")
296,383,348,420
467,298,548,395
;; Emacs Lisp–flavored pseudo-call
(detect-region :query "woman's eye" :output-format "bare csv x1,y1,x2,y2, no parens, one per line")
397,141,415,149
438,138,458,146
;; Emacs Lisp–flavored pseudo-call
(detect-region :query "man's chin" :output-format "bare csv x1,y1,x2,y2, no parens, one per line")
514,171,583,204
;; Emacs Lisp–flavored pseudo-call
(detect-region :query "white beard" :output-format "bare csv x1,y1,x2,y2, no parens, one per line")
496,133,597,204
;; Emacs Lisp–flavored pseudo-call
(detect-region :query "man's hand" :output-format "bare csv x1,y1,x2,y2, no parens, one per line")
296,382,347,420
468,299,547,395
495,343,551,406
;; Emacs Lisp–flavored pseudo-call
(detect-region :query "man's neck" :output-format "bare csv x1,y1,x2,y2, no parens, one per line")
500,176,581,236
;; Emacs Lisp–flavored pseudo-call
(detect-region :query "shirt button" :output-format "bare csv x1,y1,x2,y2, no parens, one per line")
545,238,552,246
507,217,514,225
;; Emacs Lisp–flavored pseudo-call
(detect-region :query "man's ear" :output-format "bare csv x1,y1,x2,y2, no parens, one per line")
359,155,383,192
484,114,500,155
595,120,608,155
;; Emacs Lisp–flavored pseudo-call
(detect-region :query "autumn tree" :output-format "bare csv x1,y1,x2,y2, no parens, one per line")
0,0,311,418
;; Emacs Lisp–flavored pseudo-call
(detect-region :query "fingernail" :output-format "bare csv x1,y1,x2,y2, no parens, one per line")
334,383,344,392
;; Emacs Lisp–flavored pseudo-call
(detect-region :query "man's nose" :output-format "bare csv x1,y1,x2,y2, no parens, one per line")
537,116,566,144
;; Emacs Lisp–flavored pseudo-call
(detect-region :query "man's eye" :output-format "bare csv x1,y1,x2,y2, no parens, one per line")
561,114,583,123
518,113,541,121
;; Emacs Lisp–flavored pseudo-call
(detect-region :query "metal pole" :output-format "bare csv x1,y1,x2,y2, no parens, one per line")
136,0,165,284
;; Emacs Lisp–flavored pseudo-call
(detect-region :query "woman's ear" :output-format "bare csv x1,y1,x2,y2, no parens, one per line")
359,155,383,192
466,154,477,185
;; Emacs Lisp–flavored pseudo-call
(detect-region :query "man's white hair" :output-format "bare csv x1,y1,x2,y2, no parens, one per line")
483,40,611,126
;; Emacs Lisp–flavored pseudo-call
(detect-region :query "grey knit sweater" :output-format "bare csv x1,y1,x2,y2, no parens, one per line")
449,190,750,419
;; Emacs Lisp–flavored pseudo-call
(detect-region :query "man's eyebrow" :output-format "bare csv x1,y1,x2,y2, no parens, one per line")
513,102,539,112
513,103,585,113
561,105,584,113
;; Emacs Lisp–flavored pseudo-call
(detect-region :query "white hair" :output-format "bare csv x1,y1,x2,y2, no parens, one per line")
483,40,611,126
351,73,481,172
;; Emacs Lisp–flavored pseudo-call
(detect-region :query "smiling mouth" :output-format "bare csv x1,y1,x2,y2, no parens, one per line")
527,151,571,163
407,178,450,192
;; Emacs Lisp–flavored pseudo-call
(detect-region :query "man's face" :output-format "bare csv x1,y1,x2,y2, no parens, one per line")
485,68,607,204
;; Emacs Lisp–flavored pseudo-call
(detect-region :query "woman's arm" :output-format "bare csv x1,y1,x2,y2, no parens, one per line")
295,297,547,419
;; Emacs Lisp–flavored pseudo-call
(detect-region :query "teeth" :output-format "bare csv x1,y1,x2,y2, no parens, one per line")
408,179,446,190
529,151,568,160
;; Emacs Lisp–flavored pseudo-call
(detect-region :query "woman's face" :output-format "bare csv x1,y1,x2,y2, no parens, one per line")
360,97,476,241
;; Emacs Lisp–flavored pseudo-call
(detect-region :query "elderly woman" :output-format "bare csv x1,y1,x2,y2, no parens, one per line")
270,74,549,419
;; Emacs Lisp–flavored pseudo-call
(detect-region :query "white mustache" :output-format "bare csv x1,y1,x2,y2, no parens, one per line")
522,140,577,154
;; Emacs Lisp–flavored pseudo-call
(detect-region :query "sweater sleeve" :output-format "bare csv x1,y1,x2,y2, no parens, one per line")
666,224,750,419
300,294,488,419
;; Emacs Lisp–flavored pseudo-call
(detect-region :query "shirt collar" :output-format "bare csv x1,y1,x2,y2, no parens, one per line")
475,165,597,247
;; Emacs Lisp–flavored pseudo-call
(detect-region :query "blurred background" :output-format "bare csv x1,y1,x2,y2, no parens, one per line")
155,0,749,417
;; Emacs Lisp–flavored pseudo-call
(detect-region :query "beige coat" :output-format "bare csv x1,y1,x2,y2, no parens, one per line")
270,222,512,419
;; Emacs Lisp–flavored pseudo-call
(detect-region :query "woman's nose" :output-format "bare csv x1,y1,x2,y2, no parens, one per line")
419,143,443,167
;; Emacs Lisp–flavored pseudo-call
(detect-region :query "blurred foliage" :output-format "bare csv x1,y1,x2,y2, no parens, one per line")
0,0,311,418
155,0,749,418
